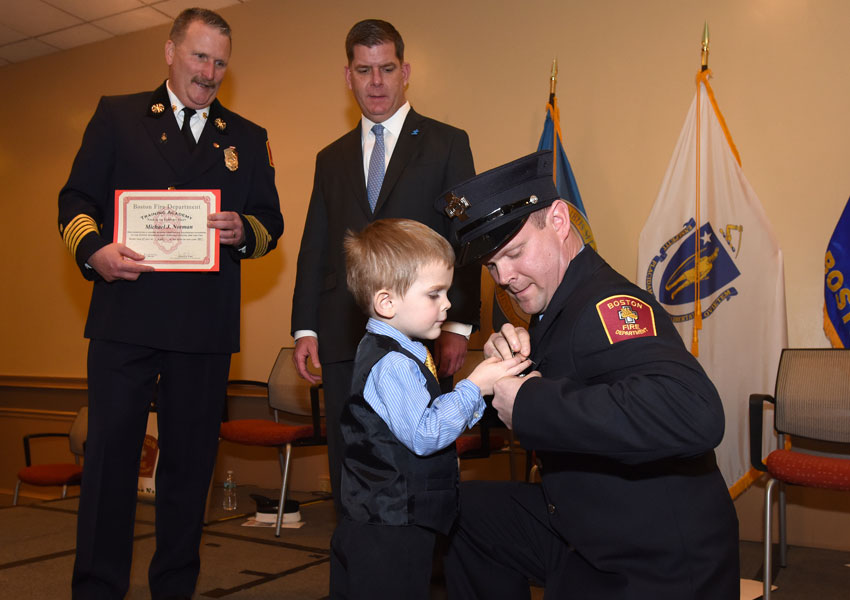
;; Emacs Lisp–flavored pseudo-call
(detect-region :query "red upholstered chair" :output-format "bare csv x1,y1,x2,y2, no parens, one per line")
749,348,850,599
219,348,325,537
14,407,88,505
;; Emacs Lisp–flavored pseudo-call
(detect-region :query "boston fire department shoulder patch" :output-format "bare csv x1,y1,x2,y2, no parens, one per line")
595,294,657,344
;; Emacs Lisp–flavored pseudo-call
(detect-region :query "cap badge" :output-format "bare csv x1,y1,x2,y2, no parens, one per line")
444,193,470,220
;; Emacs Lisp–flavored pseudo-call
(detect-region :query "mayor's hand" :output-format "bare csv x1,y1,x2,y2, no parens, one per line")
434,330,468,377
293,336,322,384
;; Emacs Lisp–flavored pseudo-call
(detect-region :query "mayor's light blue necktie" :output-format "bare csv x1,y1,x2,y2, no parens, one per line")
366,123,385,212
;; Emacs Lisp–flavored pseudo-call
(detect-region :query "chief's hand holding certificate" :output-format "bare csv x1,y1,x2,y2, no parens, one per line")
114,190,220,271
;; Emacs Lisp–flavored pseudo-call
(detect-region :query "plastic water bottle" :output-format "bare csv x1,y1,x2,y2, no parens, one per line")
222,470,237,511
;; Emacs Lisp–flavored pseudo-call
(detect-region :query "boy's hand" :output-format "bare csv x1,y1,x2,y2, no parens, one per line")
466,355,532,397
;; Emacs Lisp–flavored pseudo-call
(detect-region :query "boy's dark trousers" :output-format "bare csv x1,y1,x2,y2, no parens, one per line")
329,517,436,599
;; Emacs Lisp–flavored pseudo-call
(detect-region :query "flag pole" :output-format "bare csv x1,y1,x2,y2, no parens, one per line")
549,57,557,104
549,58,558,182
692,23,709,356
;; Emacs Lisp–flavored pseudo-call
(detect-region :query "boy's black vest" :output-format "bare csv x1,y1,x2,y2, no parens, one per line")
340,332,458,534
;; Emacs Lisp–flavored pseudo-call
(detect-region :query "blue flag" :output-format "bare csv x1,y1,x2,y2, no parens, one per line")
493,94,595,331
537,97,595,249
824,196,850,348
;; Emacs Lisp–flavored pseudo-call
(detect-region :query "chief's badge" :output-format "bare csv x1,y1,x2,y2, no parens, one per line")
223,146,238,171
595,294,657,345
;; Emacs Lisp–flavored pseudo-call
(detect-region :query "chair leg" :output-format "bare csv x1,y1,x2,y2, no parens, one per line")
275,443,293,538
764,477,777,600
12,480,21,506
778,481,787,567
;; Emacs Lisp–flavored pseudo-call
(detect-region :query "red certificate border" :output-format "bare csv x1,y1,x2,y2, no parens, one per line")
113,189,221,272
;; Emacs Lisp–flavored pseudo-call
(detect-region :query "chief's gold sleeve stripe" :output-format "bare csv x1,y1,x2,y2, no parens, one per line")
63,214,99,257
244,214,271,258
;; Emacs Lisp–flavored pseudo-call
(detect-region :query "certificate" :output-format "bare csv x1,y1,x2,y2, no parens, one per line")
114,190,220,272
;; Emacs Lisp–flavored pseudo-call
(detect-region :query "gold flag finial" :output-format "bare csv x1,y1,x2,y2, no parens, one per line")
701,22,710,71
549,58,558,96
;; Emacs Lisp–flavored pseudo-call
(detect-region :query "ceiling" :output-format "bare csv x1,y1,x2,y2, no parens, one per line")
0,0,248,67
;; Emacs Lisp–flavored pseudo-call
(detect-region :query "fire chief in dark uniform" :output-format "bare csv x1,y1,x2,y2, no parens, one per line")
57,8,283,599
441,152,739,599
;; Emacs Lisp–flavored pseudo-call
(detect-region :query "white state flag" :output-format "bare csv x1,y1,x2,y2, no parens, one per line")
636,70,787,496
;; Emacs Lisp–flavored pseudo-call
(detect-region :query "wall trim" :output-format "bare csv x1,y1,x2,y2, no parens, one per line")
0,407,77,420
0,375,87,391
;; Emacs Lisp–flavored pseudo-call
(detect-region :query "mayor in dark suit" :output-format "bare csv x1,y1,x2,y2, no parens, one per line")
57,9,283,599
291,19,480,507
440,152,739,599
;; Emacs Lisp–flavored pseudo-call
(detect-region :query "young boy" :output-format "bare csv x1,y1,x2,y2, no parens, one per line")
329,218,529,599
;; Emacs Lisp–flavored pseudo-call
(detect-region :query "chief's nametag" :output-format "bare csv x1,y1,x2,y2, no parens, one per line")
223,146,238,171
595,295,657,344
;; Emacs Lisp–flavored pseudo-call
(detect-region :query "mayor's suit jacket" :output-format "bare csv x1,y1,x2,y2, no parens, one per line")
59,82,283,354
291,109,479,365
512,247,740,598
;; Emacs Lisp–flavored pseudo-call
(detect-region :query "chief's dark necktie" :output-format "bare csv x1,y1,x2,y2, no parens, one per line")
181,107,197,152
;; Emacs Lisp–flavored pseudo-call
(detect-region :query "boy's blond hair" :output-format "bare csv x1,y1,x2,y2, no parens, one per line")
344,219,455,314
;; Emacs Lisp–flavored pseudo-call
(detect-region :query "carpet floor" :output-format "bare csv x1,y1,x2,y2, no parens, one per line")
1,486,848,599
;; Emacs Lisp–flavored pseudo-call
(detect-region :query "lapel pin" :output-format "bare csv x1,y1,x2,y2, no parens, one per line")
160,132,168,143
213,142,220,148
214,118,227,132
411,129,419,136
151,103,165,114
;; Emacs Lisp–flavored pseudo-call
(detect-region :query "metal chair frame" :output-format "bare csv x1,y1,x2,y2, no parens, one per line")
14,407,88,505
221,348,325,537
749,348,850,599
